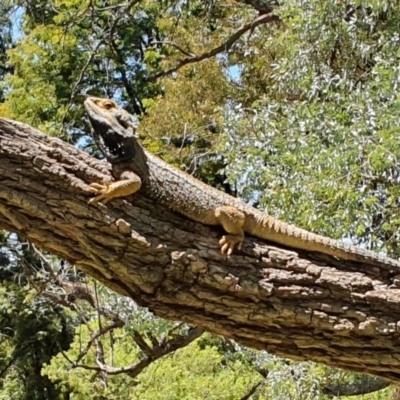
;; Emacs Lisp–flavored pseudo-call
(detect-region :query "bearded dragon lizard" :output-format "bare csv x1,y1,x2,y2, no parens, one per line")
84,96,400,268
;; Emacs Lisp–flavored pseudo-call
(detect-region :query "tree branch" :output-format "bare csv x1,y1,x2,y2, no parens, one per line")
75,326,204,378
2,117,400,383
146,13,280,82
151,40,196,58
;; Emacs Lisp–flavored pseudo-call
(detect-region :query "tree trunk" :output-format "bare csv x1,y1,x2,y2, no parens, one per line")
1,117,400,382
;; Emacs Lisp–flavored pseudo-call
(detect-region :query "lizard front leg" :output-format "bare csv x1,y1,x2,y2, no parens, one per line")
89,170,142,204
215,206,246,255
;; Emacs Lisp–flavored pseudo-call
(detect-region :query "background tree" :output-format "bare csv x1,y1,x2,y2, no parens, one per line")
0,236,75,399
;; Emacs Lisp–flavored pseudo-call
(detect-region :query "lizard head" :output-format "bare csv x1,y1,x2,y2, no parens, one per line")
84,96,140,163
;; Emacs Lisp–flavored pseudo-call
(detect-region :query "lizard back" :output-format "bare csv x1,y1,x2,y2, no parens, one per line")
137,151,400,268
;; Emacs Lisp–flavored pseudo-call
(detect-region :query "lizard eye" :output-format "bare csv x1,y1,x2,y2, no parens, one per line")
103,101,114,110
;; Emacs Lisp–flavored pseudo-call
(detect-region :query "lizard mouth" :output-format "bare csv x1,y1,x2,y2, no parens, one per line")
114,111,138,132
116,115,131,130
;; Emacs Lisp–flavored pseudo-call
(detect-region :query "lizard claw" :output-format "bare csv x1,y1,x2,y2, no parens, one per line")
88,181,113,204
219,235,243,256
88,181,110,194
88,184,101,195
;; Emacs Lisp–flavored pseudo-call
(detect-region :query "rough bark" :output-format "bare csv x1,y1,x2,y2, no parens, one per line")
1,117,400,383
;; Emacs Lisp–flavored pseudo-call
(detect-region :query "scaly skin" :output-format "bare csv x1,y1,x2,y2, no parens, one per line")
84,96,400,268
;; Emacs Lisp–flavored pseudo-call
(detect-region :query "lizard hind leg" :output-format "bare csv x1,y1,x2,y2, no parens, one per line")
215,206,246,255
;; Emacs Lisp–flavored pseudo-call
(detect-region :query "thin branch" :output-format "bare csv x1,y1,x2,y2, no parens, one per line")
151,40,196,57
74,322,125,364
146,13,280,82
73,327,204,378
60,39,105,133
240,380,264,400
132,331,154,357
59,1,143,130
107,3,144,114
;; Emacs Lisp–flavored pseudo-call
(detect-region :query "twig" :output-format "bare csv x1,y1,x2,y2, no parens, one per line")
151,40,196,57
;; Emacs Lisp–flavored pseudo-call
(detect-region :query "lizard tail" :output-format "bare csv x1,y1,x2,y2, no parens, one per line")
247,213,400,269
